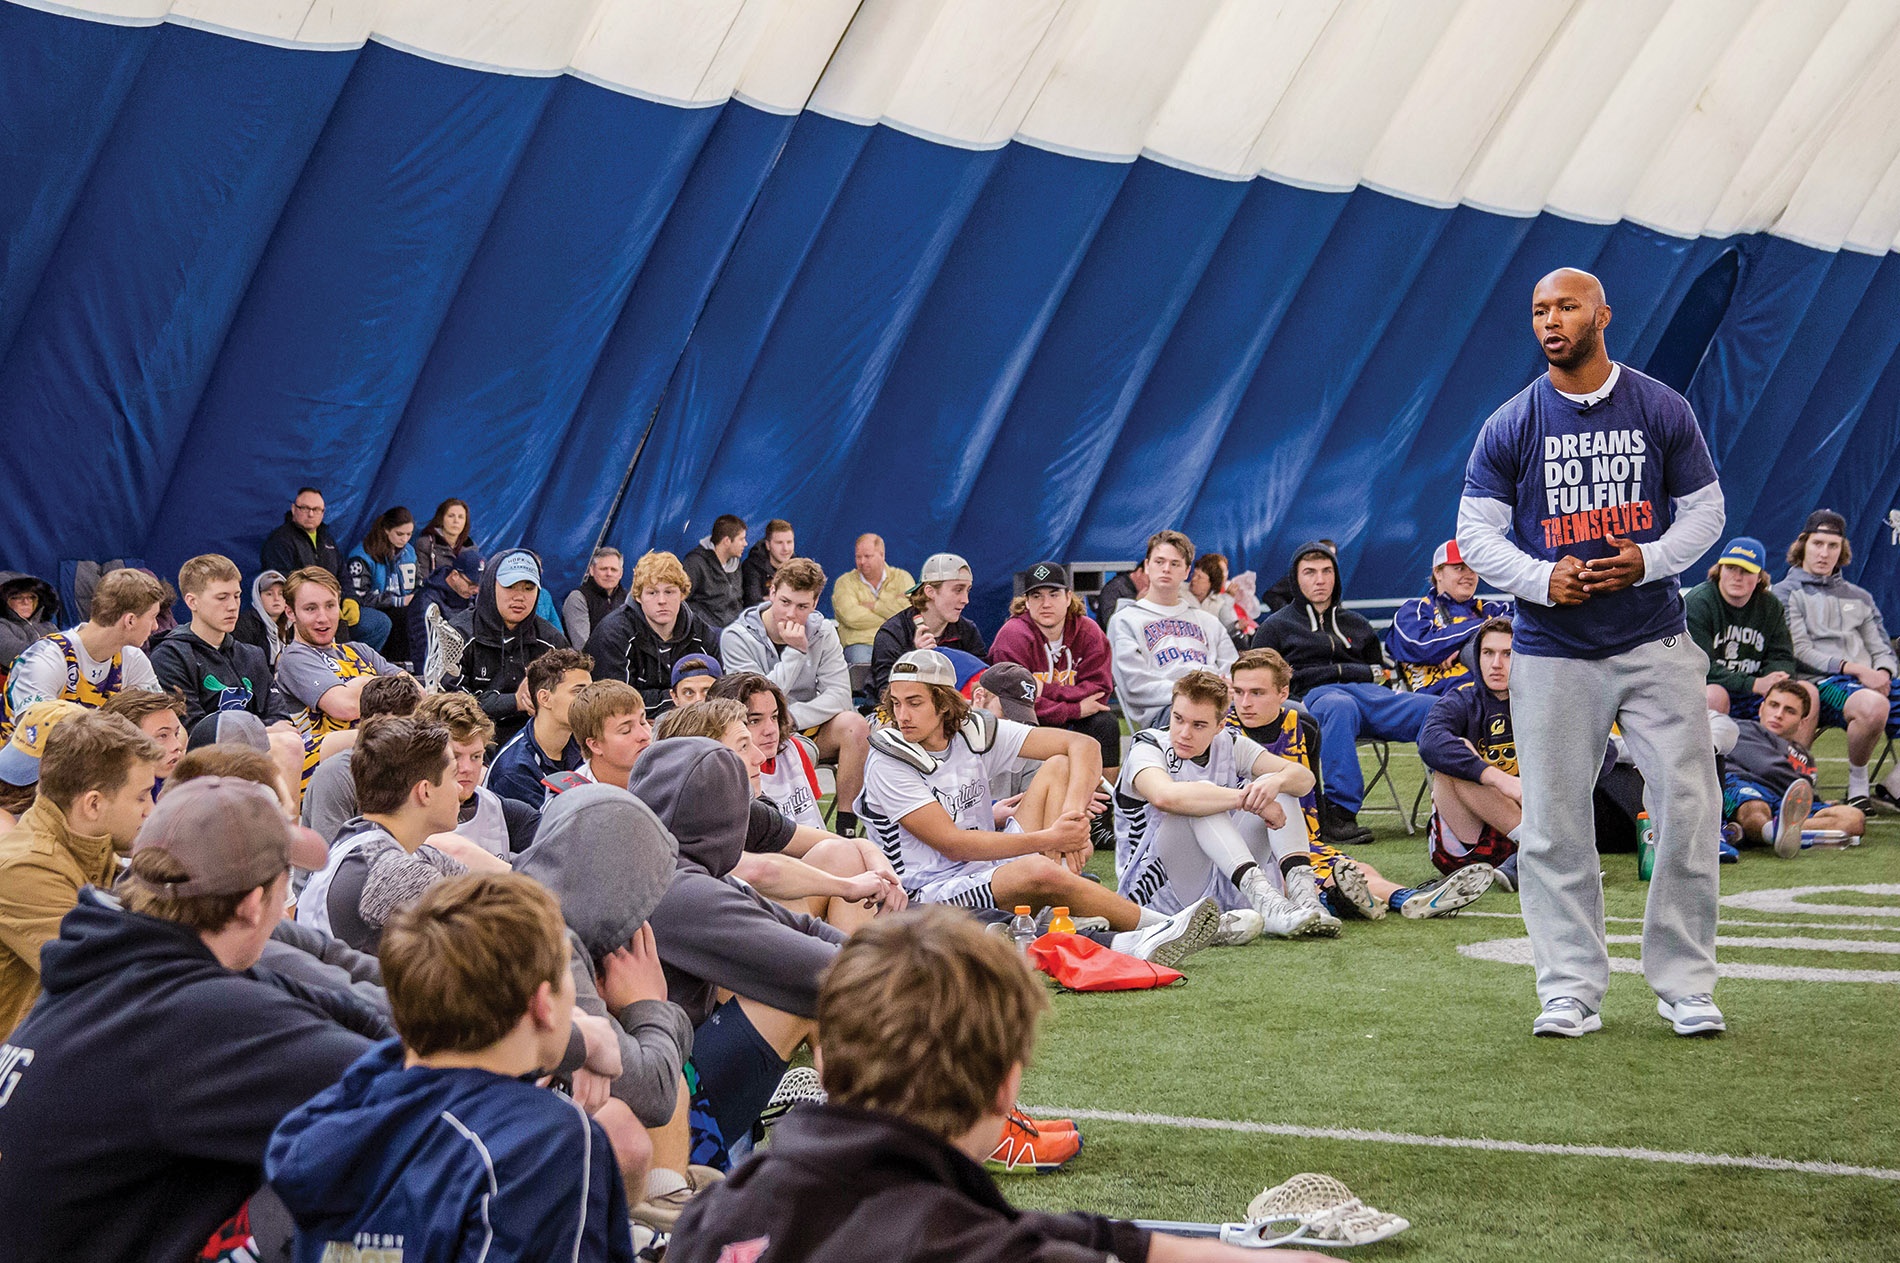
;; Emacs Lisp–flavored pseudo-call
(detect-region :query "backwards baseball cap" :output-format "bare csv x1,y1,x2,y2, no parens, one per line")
889,649,956,688
449,550,484,583
187,709,273,753
128,776,292,897
909,553,972,594
671,653,723,687
1717,537,1768,574
1018,561,1069,593
0,700,86,786
492,551,540,589
1803,509,1847,538
978,663,1040,724
1432,540,1465,568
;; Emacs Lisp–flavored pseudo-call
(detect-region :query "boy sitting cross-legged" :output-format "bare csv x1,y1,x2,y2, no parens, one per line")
268,873,645,1262
669,905,1330,1263
1723,680,1865,857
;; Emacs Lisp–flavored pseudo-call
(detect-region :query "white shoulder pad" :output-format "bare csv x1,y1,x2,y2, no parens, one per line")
869,724,940,775
959,707,1000,754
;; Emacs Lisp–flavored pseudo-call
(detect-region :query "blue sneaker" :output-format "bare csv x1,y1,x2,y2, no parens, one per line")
1718,840,1739,864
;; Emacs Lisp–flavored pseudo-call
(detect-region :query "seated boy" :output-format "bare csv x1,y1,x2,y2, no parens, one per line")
566,679,654,790
1723,680,1865,857
268,873,643,1261
669,906,1330,1263
667,653,723,711
1116,670,1324,940
1228,651,1484,922
859,651,1210,959
486,648,593,808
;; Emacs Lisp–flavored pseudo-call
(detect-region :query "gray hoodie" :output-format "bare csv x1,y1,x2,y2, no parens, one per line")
515,782,695,1126
1772,567,1898,678
628,738,844,1026
719,601,853,730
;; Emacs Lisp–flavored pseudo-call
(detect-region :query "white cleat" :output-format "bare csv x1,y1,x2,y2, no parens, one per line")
1213,908,1265,946
1122,897,1221,968
1327,856,1385,919
1238,868,1321,938
1283,865,1342,937
1398,863,1494,919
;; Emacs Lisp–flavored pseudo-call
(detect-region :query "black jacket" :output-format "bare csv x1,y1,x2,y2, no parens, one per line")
583,600,721,708
1249,541,1384,699
260,513,342,580
448,548,564,743
0,571,59,667
148,625,290,728
672,1105,1152,1263
0,888,383,1263
740,541,780,607
682,542,745,629
1092,570,1138,630
870,609,988,697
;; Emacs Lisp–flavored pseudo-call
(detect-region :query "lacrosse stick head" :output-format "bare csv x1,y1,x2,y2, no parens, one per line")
422,602,467,692
1221,1173,1409,1249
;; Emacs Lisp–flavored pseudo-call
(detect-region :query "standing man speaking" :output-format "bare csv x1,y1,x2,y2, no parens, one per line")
1457,268,1728,1039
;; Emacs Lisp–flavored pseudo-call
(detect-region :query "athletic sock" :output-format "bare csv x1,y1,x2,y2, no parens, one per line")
1848,764,1870,799
1388,887,1413,910
1278,856,1314,878
1229,861,1259,887
1136,908,1166,928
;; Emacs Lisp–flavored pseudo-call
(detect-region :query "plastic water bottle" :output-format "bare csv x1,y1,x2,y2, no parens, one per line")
1048,906,1076,935
1008,905,1038,953
1636,811,1655,881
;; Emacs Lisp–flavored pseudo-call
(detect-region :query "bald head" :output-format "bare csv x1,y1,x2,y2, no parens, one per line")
1532,267,1612,382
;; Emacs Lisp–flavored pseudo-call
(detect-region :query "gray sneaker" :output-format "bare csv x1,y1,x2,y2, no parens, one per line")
1122,897,1221,968
1532,996,1601,1038
1657,993,1726,1036
1238,867,1321,938
1282,865,1342,937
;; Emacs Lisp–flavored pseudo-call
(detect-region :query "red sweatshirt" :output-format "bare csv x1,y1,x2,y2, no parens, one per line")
988,611,1114,724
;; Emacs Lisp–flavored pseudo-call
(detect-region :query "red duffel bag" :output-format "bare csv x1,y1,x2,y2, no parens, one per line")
1025,932,1184,991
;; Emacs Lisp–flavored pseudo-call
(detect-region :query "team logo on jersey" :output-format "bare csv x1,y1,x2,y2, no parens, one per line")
1488,716,1508,739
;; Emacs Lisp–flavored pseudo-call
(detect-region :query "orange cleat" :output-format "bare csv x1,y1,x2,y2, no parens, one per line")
987,1108,1082,1173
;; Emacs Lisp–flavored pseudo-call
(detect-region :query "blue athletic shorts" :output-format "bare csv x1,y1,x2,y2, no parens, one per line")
686,998,788,1170
1812,673,1900,734
1721,774,1774,821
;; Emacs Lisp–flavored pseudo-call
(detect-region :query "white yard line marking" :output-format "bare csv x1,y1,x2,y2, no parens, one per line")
1721,884,1900,919
1032,1107,1900,1182
1459,937,1900,984
1459,910,1900,932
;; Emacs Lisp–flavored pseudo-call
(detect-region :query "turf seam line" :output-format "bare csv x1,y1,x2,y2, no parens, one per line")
1033,1108,1900,1181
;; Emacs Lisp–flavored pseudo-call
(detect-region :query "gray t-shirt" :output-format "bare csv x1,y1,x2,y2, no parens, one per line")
302,748,357,841
276,640,395,712
326,824,466,954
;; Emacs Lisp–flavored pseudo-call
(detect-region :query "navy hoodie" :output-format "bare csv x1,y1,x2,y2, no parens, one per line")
0,889,381,1263
1249,542,1384,699
269,1039,635,1262
1418,636,1617,785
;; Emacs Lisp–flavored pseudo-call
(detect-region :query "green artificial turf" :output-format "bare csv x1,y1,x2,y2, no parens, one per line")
992,732,1900,1262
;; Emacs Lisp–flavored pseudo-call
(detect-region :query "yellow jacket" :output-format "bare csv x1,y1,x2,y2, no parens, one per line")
0,796,118,1037
831,565,916,648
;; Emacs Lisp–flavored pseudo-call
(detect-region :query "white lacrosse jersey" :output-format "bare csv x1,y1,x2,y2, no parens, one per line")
857,718,1033,890
1112,727,1266,876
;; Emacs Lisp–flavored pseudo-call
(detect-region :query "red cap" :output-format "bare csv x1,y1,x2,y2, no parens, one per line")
1432,540,1463,568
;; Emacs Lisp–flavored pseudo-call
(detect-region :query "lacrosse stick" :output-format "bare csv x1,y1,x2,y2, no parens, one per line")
422,602,467,692
1138,1173,1408,1250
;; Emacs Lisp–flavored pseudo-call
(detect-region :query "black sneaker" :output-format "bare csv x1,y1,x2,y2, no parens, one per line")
1845,794,1875,813
1319,801,1374,846
1089,804,1116,854
1869,785,1900,813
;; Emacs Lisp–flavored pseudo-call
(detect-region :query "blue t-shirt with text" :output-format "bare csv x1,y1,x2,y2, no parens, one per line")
1463,364,1717,660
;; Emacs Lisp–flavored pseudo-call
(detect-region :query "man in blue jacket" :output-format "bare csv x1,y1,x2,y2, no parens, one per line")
0,776,386,1263
1385,539,1512,696
269,873,641,1262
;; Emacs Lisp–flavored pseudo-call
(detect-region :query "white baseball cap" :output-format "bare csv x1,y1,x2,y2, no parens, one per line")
909,553,971,594
889,649,956,688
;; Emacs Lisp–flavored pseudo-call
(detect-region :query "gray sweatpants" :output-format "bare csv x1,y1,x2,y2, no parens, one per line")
1510,634,1721,1009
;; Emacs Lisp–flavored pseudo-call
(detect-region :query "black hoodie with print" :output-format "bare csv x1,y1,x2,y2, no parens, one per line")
1249,541,1386,699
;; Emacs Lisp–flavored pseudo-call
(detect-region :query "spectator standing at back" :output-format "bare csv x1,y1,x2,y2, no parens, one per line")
742,519,797,607
411,497,476,583
832,533,914,667
261,487,391,654
0,571,59,669
1251,541,1427,845
584,550,721,709
1385,540,1512,695
564,547,627,649
990,562,1120,778
0,709,160,1037
448,548,565,744
683,514,748,629
1773,509,1900,811
869,553,989,698
3,567,164,733
1109,530,1235,730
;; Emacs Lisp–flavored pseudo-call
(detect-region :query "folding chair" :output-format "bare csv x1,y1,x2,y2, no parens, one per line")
1357,738,1418,835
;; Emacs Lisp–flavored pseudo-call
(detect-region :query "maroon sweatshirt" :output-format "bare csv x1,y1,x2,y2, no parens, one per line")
988,611,1114,724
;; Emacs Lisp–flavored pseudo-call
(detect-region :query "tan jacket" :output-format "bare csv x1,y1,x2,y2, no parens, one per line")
0,797,118,1037
830,565,915,648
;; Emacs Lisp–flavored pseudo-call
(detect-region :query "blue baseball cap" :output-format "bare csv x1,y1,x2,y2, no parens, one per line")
670,654,723,687
492,551,540,589
449,550,483,583
1718,537,1767,574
